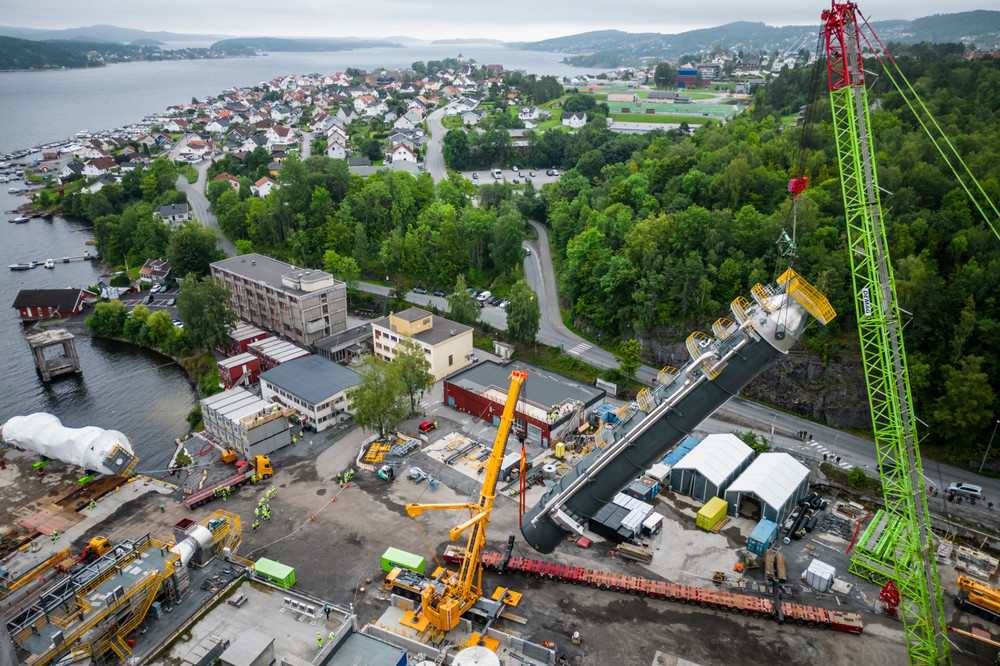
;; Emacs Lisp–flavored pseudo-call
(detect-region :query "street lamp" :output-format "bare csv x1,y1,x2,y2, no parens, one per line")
979,419,1000,473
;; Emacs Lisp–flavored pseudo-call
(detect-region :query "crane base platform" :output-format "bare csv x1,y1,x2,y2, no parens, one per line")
399,610,429,631
492,586,522,607
466,633,500,651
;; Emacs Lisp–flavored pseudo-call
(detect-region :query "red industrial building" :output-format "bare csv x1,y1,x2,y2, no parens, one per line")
12,288,96,321
443,361,605,447
218,352,261,389
247,336,310,371
225,322,268,355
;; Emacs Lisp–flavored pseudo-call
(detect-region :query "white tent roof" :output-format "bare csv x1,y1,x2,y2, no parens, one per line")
726,452,809,510
672,433,754,487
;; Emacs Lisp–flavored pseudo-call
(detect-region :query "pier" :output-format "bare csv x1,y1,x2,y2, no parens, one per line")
26,329,82,381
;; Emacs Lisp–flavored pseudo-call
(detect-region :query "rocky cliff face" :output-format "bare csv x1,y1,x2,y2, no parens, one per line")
641,333,872,431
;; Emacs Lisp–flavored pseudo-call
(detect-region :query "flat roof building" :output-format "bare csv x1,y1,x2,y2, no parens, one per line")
211,253,347,347
372,307,473,381
247,336,310,371
259,355,361,432
218,352,261,389
444,361,605,447
314,322,373,364
201,387,293,458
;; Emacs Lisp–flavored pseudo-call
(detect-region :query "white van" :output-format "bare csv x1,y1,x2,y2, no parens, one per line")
477,290,491,302
948,482,984,500
492,169,502,180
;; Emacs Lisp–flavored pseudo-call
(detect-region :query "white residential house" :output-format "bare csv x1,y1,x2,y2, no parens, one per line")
337,107,359,124
393,115,417,131
158,203,191,225
205,119,230,134
518,106,540,121
82,157,115,177
387,143,418,164
561,112,587,129
251,177,278,198
462,110,486,126
266,125,294,146
326,141,346,160
452,98,477,113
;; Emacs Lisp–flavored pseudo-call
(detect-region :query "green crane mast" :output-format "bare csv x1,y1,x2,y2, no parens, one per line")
821,3,949,663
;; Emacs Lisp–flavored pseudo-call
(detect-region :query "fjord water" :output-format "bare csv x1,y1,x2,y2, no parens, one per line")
0,44,596,153
0,188,196,474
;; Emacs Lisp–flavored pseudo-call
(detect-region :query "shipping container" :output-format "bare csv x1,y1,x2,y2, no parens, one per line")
642,513,663,535
645,462,671,485
381,547,426,575
747,519,779,556
696,497,728,531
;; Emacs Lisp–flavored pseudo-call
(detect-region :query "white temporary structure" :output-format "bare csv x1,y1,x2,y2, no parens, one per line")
2,412,136,476
724,452,810,524
668,433,754,503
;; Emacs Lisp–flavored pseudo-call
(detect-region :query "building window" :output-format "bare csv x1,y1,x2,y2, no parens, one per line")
448,354,453,366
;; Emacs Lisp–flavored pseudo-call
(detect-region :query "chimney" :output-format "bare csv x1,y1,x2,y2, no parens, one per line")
251,260,256,266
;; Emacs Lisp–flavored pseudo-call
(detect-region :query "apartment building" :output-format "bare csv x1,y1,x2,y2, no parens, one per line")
211,254,347,347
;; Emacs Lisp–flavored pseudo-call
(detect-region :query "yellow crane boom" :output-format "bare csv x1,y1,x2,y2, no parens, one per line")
405,369,528,631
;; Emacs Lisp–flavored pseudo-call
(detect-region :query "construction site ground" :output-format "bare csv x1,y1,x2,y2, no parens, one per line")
2,379,997,664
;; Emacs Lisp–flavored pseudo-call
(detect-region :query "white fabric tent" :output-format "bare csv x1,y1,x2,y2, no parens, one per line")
724,452,810,524
668,433,754,503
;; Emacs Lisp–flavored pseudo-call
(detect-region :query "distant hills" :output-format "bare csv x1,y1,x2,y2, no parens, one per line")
208,37,401,54
0,24,228,44
509,11,1000,67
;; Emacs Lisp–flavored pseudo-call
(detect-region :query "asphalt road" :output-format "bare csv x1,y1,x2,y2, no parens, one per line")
174,156,236,258
424,107,448,182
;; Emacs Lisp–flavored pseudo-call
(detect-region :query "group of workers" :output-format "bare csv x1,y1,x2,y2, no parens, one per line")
252,487,278,532
336,468,355,488
213,485,232,501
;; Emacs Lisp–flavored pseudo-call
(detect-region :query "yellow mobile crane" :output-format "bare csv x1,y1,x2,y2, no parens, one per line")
405,370,529,632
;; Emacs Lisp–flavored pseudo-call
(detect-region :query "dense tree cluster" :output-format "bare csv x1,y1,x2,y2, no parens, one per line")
539,55,1000,461
208,154,528,290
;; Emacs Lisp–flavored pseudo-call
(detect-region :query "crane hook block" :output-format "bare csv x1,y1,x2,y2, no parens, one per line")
787,177,808,194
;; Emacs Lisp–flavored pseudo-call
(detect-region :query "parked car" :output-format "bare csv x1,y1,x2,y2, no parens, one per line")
499,299,509,309
477,290,491,301
432,290,446,297
529,171,536,177
142,294,152,305
546,170,555,176
419,421,437,433
512,165,519,171
512,179,520,184
166,298,176,306
472,173,478,180
948,482,984,500
172,318,184,329
413,286,428,294
489,296,502,306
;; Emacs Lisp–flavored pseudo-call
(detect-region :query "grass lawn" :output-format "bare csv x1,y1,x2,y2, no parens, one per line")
442,115,463,130
536,118,563,132
689,92,716,100
611,113,708,124
179,164,198,184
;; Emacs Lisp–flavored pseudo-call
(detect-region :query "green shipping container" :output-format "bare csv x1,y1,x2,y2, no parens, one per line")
255,557,296,589
381,547,426,575
696,497,728,531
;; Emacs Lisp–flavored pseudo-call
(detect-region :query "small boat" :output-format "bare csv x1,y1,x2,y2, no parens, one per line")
44,258,55,269
83,251,92,260
9,215,30,223
9,262,35,271
61,257,70,263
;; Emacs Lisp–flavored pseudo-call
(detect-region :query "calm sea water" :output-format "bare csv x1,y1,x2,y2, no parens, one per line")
0,188,196,474
0,44,598,153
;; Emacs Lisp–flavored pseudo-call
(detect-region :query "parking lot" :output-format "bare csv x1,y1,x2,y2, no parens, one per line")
119,284,182,325
461,167,562,188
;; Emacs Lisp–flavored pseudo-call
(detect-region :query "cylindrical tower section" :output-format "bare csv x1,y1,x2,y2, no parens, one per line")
521,274,833,554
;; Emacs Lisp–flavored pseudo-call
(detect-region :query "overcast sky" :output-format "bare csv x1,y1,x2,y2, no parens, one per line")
4,1,993,42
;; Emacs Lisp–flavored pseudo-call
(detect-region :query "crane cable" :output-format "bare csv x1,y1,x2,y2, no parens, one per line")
855,10,1000,241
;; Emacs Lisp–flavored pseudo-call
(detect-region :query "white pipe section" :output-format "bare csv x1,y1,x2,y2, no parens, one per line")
2,413,133,475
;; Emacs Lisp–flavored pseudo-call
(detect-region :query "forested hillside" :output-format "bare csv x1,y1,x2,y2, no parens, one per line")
531,52,999,462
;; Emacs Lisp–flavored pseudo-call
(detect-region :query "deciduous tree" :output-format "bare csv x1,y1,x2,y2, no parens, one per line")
348,353,410,439
447,275,480,326
506,280,540,347
393,339,434,412
176,273,237,351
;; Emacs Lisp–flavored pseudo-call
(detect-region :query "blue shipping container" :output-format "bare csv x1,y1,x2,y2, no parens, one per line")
747,519,779,556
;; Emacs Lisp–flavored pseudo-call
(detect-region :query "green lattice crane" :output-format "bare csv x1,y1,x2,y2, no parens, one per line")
821,3,949,664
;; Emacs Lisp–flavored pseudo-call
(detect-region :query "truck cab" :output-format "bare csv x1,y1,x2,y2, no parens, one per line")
255,455,274,479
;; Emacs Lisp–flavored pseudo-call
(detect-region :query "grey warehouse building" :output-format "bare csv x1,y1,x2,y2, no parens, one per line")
668,433,755,504
211,254,347,348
